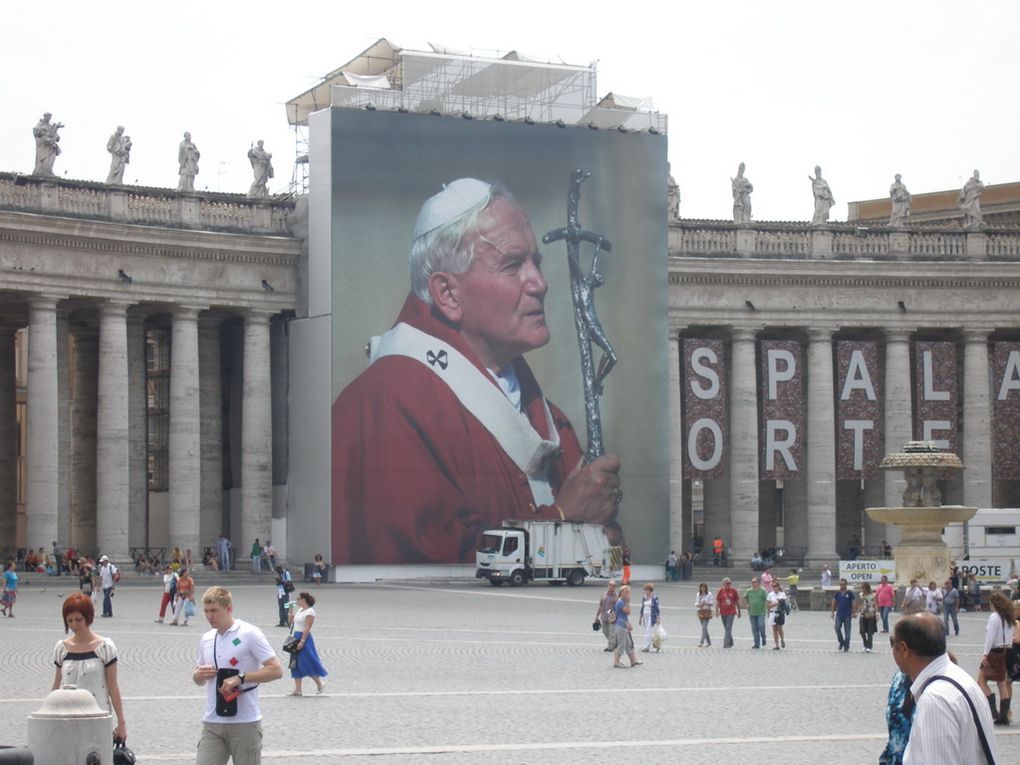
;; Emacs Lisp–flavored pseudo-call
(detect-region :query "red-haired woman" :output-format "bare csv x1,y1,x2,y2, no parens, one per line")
52,592,127,742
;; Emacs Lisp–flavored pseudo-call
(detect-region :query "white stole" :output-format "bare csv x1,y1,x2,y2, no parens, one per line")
371,322,559,504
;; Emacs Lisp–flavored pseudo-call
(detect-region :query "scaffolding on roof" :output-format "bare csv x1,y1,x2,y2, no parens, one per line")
284,38,667,193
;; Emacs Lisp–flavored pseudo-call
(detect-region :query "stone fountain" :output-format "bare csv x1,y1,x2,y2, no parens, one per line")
865,441,976,585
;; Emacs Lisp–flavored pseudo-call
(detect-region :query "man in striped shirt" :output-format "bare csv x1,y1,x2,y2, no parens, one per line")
892,612,999,764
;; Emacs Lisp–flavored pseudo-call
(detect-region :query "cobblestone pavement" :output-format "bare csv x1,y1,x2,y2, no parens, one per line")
1,575,1018,764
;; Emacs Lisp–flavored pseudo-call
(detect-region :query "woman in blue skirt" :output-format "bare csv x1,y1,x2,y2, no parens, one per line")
287,592,328,696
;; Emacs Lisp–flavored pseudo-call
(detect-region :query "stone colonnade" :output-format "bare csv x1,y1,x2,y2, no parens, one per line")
668,324,995,563
0,292,278,563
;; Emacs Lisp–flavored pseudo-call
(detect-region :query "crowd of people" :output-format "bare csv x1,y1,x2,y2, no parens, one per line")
593,561,1020,764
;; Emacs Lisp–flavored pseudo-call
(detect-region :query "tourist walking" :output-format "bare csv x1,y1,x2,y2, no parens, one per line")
638,583,661,652
766,579,787,650
966,574,983,612
858,581,878,652
978,590,1016,725
250,538,262,574
53,593,127,743
942,578,960,636
901,578,924,615
876,575,895,632
820,563,832,587
879,670,913,765
311,554,327,587
275,565,293,627
744,577,768,649
192,586,283,763
155,564,178,623
715,577,741,648
611,585,642,669
287,592,328,695
170,567,195,626
890,612,999,764
784,569,800,611
1,561,18,617
924,580,943,615
97,555,118,617
831,578,855,652
595,580,618,652
695,582,714,647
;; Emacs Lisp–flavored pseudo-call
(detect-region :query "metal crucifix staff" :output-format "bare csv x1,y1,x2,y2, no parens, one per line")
542,169,617,464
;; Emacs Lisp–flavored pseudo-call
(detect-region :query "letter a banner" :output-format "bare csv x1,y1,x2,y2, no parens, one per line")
993,342,1020,479
836,341,882,479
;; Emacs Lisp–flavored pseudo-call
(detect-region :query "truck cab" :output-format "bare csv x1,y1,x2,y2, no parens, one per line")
476,528,529,586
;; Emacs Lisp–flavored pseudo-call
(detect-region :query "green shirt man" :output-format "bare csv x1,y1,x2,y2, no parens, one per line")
744,584,768,616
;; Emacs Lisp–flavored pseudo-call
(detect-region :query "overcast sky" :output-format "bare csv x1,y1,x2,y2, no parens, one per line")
2,0,1017,221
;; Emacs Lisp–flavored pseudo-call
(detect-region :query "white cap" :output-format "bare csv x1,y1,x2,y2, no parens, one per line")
413,178,493,239
99,555,109,562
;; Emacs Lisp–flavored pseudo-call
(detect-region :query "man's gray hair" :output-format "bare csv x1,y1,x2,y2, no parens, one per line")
410,183,513,304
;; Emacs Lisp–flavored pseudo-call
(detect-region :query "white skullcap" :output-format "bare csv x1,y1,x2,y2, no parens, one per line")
413,178,493,239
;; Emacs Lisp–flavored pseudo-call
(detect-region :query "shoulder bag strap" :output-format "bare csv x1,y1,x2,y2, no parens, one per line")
920,675,995,765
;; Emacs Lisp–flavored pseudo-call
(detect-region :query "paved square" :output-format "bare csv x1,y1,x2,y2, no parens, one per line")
1,576,1018,763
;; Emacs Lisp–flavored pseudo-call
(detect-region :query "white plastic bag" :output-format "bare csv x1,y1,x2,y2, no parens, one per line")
652,623,668,648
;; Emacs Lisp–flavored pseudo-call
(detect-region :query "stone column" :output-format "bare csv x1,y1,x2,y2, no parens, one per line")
241,310,273,553
70,325,98,553
962,329,993,509
667,327,685,555
199,316,224,552
0,327,17,548
806,328,837,562
57,310,71,546
26,295,62,550
96,301,131,560
126,315,147,548
169,306,203,556
884,331,914,521
729,327,760,559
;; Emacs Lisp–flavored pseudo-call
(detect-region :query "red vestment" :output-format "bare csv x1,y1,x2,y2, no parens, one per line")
331,294,583,564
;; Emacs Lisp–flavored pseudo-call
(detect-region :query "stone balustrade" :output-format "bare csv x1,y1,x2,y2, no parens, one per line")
671,219,1020,261
0,172,294,235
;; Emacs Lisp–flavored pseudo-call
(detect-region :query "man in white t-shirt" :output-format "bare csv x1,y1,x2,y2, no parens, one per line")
97,555,118,617
192,586,282,764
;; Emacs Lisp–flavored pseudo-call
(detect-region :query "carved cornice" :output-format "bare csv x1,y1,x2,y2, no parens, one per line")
668,269,1020,291
0,223,300,267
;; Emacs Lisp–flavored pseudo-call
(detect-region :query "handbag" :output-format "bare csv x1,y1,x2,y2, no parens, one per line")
592,619,602,632
282,635,301,653
113,735,136,765
1008,642,1020,682
697,607,713,621
982,647,1007,682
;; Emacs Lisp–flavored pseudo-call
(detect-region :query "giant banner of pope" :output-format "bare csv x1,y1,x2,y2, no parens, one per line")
324,108,669,565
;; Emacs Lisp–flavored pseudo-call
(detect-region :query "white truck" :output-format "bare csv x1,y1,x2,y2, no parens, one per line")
475,519,618,587
943,508,1020,560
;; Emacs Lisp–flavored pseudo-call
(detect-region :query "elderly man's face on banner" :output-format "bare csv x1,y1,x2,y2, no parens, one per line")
431,196,550,371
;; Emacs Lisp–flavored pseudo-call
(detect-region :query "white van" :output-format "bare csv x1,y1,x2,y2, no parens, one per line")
943,508,1020,574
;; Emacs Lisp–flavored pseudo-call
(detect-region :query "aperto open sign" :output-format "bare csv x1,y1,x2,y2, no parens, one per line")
838,560,896,584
